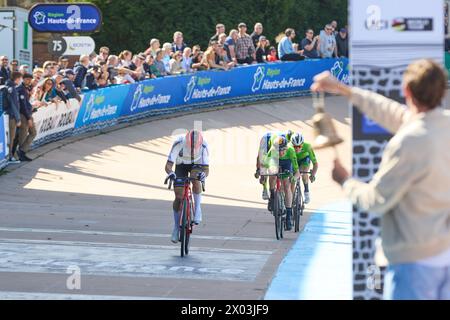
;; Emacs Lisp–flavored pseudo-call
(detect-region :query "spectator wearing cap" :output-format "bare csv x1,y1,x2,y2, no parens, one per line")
224,29,238,63
278,28,304,61
250,23,265,48
336,28,349,58
15,73,36,162
266,46,279,62
84,65,101,90
172,31,187,54
129,53,147,81
145,39,161,58
58,56,70,70
211,24,225,43
73,55,90,89
256,36,269,63
301,29,320,59
236,23,256,65
0,56,11,85
60,70,81,102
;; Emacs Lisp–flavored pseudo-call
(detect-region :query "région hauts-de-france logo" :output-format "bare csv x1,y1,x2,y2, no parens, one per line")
33,11,46,25
184,76,197,102
252,67,265,92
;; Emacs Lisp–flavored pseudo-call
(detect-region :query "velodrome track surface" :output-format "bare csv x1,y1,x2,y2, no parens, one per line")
0,95,351,299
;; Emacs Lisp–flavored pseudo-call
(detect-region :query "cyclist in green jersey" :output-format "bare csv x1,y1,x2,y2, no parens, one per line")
263,134,300,230
255,130,294,200
290,132,318,204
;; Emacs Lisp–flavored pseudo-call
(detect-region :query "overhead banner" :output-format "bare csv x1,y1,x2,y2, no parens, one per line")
350,0,443,300
28,3,102,33
33,99,81,143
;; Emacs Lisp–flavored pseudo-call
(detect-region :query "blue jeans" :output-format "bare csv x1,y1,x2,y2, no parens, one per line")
384,263,450,300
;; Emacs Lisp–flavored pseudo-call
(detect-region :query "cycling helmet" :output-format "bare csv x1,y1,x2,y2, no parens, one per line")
275,135,288,150
185,130,204,154
291,133,304,147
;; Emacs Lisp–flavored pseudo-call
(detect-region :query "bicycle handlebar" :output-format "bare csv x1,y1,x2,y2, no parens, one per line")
164,176,206,192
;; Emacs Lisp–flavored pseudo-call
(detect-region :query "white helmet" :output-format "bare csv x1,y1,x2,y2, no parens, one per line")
291,133,304,147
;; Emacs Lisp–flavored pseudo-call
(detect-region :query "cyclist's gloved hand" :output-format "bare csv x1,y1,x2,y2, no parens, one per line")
167,172,177,181
310,175,316,183
254,169,260,179
197,171,206,182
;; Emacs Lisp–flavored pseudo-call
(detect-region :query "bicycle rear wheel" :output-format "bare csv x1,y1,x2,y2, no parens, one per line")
274,191,281,240
180,199,188,257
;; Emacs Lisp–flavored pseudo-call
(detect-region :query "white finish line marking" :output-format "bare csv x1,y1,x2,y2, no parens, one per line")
0,227,275,242
0,239,271,282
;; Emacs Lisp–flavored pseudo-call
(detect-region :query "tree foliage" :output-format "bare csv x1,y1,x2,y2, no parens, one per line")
82,0,348,54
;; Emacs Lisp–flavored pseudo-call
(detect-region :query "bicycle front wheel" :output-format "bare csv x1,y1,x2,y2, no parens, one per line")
180,199,188,257
274,191,281,240
294,183,302,233
184,200,194,255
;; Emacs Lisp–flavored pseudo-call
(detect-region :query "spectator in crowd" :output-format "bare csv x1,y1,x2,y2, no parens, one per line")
154,49,168,77
115,67,135,84
336,28,349,58
99,46,110,62
145,39,161,58
162,43,173,73
224,29,238,63
10,59,19,72
218,33,227,46
301,29,320,59
4,72,23,164
216,45,236,69
191,51,208,71
59,70,81,102
106,55,119,84
251,23,264,48
32,77,56,106
31,68,43,88
51,74,70,105
118,50,133,68
319,24,337,58
19,65,29,75
255,36,269,63
278,28,304,61
85,66,101,90
128,53,146,81
172,31,187,53
0,56,11,85
181,47,193,73
266,46,279,62
211,24,225,42
203,41,228,70
143,54,158,79
43,61,58,78
169,51,186,74
73,55,90,89
58,56,70,70
15,73,35,162
236,23,256,64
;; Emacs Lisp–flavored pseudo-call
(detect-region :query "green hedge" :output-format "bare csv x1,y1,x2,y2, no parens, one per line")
81,0,347,54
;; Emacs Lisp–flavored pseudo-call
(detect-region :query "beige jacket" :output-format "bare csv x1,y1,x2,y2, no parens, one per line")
344,87,450,264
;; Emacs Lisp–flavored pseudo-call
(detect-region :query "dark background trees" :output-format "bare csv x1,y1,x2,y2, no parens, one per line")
82,0,347,53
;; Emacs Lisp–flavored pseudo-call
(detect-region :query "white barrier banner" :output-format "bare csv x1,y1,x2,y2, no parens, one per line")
33,98,81,142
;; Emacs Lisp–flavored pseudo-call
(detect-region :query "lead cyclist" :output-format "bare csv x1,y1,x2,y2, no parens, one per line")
165,130,209,243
